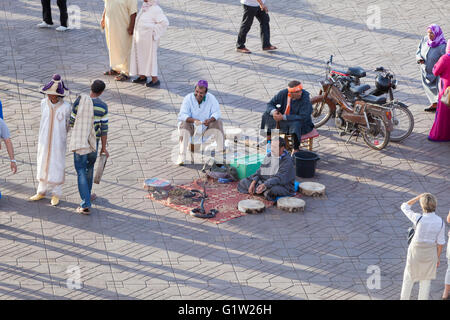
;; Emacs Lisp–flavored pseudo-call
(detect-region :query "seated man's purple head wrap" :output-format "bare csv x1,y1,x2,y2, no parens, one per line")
41,74,69,96
197,80,208,89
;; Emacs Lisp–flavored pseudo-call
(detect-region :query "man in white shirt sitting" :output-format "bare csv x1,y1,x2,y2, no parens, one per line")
177,80,225,165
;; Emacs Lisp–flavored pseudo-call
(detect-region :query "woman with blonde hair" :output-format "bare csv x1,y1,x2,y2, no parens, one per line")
400,193,445,300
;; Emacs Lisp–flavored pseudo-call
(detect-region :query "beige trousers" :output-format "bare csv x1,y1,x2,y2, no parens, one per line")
178,120,225,163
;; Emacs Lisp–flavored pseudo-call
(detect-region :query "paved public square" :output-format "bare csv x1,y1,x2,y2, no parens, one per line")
0,0,449,299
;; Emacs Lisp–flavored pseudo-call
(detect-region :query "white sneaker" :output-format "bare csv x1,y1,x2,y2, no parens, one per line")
56,26,69,32
37,21,52,28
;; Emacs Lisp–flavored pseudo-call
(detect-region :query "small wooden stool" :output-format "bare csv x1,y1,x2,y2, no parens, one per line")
281,128,319,152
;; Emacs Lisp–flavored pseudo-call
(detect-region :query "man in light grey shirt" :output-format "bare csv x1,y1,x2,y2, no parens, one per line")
0,118,17,174
236,0,277,54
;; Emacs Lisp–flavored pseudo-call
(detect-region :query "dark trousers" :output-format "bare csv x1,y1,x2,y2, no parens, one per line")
41,0,68,27
236,4,271,49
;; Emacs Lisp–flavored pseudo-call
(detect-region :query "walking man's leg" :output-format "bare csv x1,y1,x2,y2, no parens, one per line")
236,5,257,52
86,150,97,199
41,0,53,25
57,0,69,27
255,8,271,49
74,153,91,209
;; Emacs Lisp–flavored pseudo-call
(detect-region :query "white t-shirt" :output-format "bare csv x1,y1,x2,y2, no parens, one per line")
240,0,265,7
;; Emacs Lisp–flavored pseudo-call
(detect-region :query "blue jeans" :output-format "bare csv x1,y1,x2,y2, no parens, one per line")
74,148,97,208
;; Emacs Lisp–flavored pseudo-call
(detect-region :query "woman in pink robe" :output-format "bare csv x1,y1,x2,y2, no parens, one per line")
429,42,450,141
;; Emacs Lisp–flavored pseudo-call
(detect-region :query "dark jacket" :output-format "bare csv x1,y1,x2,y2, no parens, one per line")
261,89,314,137
248,151,295,192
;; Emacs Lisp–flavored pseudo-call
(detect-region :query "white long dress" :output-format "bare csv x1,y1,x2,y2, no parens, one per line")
104,0,138,75
130,4,169,77
36,98,71,196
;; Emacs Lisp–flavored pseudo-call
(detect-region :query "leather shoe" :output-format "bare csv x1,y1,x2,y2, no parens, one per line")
146,80,160,87
236,47,251,54
263,45,277,51
132,76,147,84
424,103,437,112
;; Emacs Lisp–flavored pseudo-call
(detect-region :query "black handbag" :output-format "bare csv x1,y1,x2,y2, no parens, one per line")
407,216,423,245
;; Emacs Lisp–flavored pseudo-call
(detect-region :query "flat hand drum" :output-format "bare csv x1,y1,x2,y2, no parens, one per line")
238,199,265,214
277,197,305,213
94,153,108,184
144,178,172,199
298,182,326,197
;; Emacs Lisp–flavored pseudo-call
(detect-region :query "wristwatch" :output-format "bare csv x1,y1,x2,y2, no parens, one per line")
10,159,16,163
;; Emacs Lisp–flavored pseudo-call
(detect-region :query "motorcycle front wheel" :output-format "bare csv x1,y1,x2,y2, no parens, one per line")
385,102,414,142
361,114,390,150
310,95,333,128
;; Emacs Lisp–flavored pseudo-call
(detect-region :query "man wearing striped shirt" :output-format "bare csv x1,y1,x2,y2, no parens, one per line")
70,80,109,214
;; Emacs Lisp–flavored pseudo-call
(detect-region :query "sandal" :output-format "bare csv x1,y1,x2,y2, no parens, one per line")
104,69,119,76
114,73,129,81
76,207,91,215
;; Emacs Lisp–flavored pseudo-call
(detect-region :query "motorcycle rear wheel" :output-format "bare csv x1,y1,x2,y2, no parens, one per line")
385,102,414,142
362,114,390,150
310,95,333,128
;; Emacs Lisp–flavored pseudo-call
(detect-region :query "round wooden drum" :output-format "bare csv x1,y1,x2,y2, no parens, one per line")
144,178,172,199
238,199,265,214
94,153,108,184
298,182,326,197
277,197,305,213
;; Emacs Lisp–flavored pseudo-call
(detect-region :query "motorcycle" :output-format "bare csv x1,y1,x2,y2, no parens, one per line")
311,55,394,150
312,57,414,142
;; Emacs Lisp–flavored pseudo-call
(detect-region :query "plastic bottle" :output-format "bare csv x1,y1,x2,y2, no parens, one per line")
266,140,271,154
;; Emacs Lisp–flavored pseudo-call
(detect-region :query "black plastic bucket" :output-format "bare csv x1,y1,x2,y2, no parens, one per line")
294,151,320,178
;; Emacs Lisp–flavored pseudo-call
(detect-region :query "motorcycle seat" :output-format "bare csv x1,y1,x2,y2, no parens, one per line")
347,67,366,78
361,95,387,105
350,84,371,95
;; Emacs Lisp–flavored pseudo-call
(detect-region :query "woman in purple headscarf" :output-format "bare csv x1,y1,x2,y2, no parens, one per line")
416,24,447,112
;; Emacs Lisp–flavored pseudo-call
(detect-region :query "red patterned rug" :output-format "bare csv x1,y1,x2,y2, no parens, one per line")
146,179,281,224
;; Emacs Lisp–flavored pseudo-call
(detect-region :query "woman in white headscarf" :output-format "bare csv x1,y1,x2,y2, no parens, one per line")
130,0,169,88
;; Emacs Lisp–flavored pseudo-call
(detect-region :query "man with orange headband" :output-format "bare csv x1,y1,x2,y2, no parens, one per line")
261,80,315,153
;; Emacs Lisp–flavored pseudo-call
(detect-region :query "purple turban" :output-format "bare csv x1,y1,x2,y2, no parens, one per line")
427,24,446,48
41,74,69,96
197,80,208,89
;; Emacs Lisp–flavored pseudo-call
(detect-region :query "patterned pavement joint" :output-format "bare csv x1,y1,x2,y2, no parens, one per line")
0,0,449,299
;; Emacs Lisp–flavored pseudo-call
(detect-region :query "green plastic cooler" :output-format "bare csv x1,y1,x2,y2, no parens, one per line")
229,153,266,180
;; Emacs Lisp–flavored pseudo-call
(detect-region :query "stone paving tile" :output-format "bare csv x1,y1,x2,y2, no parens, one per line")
0,0,449,300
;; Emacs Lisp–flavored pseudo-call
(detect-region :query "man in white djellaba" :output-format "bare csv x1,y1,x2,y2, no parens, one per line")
29,74,71,206
130,0,169,87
